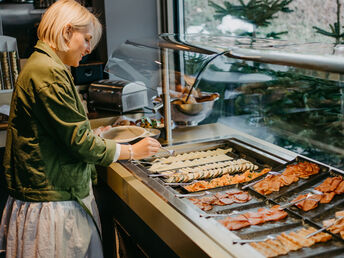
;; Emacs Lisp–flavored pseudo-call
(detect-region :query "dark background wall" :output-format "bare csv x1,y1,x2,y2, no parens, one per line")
103,0,158,57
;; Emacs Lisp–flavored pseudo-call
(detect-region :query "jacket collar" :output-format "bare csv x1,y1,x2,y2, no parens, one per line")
34,40,66,68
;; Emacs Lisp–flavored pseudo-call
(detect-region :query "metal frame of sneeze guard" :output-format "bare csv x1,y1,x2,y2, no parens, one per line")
157,34,219,143
161,48,173,144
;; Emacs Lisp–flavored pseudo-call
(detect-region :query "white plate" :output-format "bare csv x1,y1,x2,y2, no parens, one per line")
145,128,161,139
100,126,147,143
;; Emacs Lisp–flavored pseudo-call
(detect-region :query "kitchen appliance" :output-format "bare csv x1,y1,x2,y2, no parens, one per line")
71,62,103,85
88,79,148,113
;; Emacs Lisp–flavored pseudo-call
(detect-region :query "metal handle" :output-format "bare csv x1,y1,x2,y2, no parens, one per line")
149,173,172,177
278,195,309,210
278,191,322,210
164,181,195,186
306,225,331,239
242,177,264,189
232,235,274,244
232,239,262,244
160,146,176,156
200,210,240,218
200,213,230,218
306,216,344,238
175,192,208,198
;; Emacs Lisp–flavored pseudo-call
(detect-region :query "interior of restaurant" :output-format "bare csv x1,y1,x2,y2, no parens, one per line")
1,0,344,257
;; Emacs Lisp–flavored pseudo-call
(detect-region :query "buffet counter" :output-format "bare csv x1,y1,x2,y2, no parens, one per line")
96,121,300,257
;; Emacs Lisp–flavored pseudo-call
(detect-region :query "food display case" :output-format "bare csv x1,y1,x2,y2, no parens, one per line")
100,34,344,257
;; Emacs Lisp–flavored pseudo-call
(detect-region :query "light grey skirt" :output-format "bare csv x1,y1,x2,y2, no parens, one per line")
0,184,103,258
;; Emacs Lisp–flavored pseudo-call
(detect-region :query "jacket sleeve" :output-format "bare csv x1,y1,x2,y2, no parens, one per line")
34,79,117,167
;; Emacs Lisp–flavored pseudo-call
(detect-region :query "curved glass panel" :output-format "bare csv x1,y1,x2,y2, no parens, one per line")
190,40,344,170
105,35,219,106
105,34,344,170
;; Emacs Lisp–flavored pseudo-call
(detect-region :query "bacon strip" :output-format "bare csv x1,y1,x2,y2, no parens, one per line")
254,161,320,195
188,190,251,211
335,181,344,194
315,176,342,192
219,205,288,231
250,227,332,257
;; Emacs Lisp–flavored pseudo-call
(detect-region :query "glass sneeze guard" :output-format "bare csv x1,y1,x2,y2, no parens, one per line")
105,34,344,170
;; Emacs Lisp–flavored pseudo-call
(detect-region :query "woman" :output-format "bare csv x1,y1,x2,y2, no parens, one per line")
0,0,161,257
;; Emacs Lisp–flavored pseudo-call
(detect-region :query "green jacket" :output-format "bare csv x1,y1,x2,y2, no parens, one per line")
3,40,117,202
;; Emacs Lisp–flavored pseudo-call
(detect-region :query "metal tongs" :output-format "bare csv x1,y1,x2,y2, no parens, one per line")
131,160,153,165
199,210,240,219
278,189,323,210
306,216,344,238
148,169,180,178
154,146,176,158
160,146,176,156
232,235,275,245
163,180,198,186
175,191,211,198
242,171,280,189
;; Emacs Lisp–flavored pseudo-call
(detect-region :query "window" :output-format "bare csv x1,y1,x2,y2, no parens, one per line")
182,0,344,43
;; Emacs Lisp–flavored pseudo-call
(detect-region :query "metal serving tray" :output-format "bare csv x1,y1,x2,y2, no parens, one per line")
273,170,344,220
188,185,264,214
243,156,330,199
118,137,344,257
143,138,287,193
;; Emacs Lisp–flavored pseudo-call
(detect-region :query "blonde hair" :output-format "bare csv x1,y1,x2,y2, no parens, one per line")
37,0,102,52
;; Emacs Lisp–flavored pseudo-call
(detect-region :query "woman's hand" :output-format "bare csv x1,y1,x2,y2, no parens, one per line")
132,137,161,160
119,137,161,160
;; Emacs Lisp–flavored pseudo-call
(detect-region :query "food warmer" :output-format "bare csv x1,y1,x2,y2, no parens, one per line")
99,34,344,257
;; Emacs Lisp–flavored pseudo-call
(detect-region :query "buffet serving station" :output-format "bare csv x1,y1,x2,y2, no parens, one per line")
94,34,344,257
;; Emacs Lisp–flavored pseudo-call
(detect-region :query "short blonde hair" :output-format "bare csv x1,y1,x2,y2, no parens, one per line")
37,0,102,52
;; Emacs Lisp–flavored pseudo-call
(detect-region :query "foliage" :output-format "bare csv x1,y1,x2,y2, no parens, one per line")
208,0,294,27
313,0,344,44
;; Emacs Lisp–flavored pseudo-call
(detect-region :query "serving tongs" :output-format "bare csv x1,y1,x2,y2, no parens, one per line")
153,146,176,158
199,210,240,219
160,146,176,156
277,189,323,210
175,190,211,198
232,235,274,245
241,171,280,189
131,160,153,165
148,169,180,178
163,180,199,186
306,216,344,239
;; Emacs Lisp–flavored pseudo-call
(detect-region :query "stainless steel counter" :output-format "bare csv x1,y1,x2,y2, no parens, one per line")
100,122,298,257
